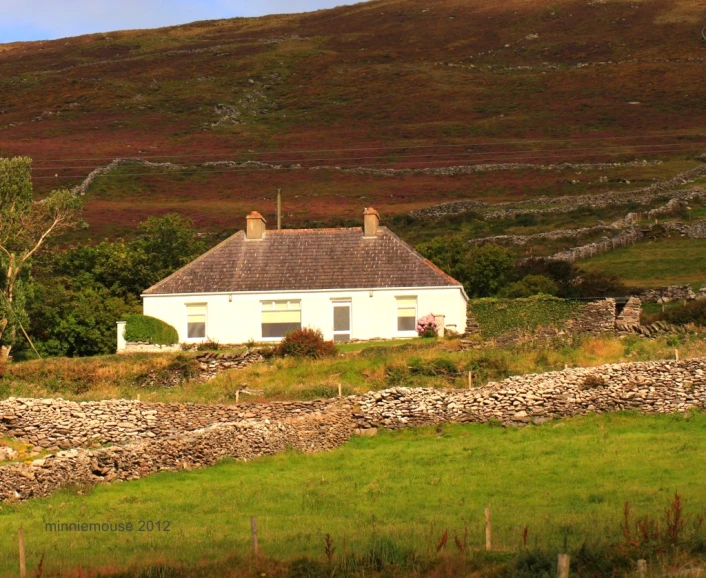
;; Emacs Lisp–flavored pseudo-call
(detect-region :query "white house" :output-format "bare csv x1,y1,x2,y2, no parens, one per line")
141,208,468,344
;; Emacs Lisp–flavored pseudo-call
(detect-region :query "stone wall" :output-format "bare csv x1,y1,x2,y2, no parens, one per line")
547,227,644,263
0,397,336,450
3,357,706,501
353,358,706,430
465,298,617,341
689,220,706,239
640,285,702,303
0,405,354,502
567,299,617,333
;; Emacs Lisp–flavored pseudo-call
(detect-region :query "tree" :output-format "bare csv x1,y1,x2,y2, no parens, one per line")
499,274,559,298
416,234,471,288
0,157,82,360
466,244,515,297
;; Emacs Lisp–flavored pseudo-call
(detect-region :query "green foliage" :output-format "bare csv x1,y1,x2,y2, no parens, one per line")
26,276,138,358
0,156,82,354
499,274,559,298
416,234,470,286
564,269,628,299
55,213,206,300
661,299,706,327
277,327,336,359
25,213,208,357
124,314,179,346
469,295,582,339
466,244,516,297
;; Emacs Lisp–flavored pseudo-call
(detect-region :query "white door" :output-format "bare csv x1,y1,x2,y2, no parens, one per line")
332,301,351,343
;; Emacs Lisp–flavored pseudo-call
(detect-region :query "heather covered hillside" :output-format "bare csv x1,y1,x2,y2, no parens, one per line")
0,0,704,233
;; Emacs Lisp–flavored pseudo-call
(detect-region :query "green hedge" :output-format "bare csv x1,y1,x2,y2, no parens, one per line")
124,314,179,345
468,295,582,339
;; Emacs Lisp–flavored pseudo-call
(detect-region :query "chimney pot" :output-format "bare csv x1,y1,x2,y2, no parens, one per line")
246,211,266,240
363,207,380,238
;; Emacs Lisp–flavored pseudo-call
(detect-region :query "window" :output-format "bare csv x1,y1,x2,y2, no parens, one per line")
261,300,301,338
186,303,207,339
396,297,417,332
332,299,351,343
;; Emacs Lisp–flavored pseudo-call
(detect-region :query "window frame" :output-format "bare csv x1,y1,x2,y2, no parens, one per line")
261,299,302,340
185,303,207,341
396,296,417,334
331,298,352,343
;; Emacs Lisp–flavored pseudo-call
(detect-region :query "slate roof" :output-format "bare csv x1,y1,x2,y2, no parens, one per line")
143,226,462,295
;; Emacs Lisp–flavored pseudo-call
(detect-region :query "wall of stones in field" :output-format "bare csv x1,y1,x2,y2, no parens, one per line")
0,406,354,502
353,358,706,430
0,397,337,450
2,358,706,502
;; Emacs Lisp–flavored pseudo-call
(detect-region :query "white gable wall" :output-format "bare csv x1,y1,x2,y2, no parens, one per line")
142,286,467,344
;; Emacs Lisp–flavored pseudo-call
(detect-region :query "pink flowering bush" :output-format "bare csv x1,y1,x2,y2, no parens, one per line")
416,314,438,337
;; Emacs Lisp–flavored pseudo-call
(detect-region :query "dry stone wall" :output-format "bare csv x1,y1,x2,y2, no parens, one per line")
353,358,706,430
0,406,354,502
0,397,336,450
2,358,706,501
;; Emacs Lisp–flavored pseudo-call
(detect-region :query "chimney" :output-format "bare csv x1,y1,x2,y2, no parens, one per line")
246,211,266,240
363,207,380,238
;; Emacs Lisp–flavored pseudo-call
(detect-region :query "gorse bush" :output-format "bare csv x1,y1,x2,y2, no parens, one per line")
124,315,179,345
277,327,336,359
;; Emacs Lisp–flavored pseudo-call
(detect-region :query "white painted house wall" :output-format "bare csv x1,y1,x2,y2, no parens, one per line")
143,286,467,344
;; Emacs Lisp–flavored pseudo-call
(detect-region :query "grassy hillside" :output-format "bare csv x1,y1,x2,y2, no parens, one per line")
0,0,704,236
578,237,706,288
1,413,705,576
3,334,705,403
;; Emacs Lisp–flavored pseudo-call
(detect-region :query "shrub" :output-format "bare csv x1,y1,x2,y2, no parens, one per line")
124,315,178,345
663,299,706,327
195,337,219,351
416,314,438,337
277,328,336,359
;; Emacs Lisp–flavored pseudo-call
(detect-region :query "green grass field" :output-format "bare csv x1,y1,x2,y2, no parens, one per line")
1,413,705,576
578,238,706,289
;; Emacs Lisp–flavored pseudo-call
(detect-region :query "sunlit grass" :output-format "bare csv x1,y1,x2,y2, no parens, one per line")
1,413,705,576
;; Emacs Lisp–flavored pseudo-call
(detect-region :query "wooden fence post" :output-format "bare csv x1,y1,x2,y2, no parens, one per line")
557,553,570,578
675,348,679,361
485,507,492,551
636,559,647,576
468,371,473,389
338,383,342,398
18,527,26,578
250,516,259,557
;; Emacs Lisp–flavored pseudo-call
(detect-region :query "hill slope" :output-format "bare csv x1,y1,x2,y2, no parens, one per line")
0,0,705,234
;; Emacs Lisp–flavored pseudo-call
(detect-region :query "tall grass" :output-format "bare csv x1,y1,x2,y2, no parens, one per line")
1,334,705,403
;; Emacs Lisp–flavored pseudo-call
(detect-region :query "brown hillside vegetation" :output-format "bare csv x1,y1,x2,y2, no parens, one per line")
0,0,704,235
